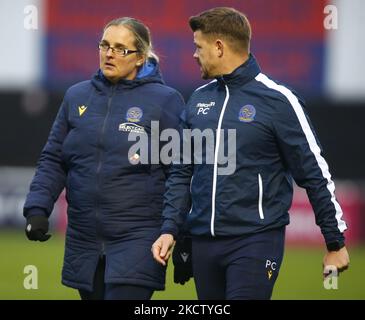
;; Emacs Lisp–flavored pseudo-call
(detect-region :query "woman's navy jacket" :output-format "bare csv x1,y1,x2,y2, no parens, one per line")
24,60,184,291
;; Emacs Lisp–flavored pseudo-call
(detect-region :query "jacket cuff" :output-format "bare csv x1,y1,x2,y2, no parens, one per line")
24,208,48,218
322,231,345,246
160,220,179,239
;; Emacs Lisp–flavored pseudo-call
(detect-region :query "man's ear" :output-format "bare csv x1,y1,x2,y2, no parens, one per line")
216,39,224,58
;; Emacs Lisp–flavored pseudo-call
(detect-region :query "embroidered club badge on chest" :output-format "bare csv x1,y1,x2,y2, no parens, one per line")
126,107,143,123
238,105,256,123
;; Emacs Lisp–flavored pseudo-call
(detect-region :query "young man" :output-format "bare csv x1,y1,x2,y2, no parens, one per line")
152,7,349,299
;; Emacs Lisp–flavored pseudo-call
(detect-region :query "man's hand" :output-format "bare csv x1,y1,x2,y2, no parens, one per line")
172,236,193,285
25,215,52,242
323,246,350,277
151,234,175,266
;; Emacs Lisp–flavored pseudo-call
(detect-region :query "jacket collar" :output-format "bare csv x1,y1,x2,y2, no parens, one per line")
216,53,261,87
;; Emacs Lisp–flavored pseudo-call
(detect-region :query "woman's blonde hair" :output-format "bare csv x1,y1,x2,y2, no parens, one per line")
104,17,159,62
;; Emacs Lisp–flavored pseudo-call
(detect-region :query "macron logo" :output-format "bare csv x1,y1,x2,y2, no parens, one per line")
180,252,189,263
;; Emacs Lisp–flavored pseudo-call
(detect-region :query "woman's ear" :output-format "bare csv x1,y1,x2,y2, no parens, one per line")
136,55,146,67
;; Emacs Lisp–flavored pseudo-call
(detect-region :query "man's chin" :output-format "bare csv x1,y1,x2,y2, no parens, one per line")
201,72,213,80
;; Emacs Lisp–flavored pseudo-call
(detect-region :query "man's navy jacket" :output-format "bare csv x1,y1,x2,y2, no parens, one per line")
24,59,184,291
161,54,347,247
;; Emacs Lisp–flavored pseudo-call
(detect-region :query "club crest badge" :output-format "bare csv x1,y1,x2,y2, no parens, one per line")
126,107,143,123
238,105,256,123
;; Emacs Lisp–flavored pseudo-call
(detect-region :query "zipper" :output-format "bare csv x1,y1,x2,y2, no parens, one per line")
210,84,230,236
189,175,194,193
96,87,115,177
95,85,115,256
188,175,194,214
258,173,264,220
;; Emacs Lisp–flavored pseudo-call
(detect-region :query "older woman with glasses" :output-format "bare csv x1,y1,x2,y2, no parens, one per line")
23,17,184,300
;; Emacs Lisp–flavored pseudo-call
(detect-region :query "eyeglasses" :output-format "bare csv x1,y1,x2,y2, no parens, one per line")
98,42,139,57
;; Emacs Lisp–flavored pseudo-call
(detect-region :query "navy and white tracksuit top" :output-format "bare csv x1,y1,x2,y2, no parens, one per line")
23,59,184,290
161,54,347,246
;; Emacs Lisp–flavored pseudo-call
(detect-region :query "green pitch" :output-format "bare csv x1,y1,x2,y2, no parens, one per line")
0,230,364,300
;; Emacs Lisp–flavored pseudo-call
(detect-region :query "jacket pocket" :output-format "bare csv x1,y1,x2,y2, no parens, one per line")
258,173,265,220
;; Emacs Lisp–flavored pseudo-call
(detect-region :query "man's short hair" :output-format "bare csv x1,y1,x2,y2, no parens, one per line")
189,7,251,54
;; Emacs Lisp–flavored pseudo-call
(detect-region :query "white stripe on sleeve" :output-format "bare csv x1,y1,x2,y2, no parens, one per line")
255,73,347,233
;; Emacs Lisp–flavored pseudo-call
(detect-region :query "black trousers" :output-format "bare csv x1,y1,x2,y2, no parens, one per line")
78,256,154,300
192,227,286,300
